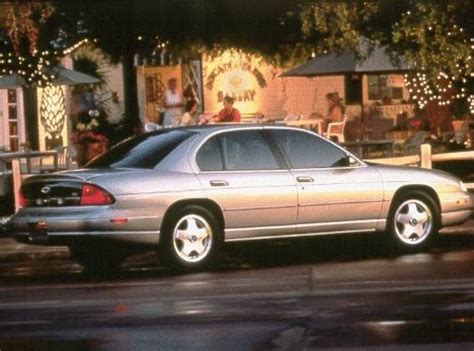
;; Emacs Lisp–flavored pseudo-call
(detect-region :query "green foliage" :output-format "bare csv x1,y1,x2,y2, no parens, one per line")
299,0,473,112
392,2,471,78
72,55,108,89
300,1,378,56
3,1,471,113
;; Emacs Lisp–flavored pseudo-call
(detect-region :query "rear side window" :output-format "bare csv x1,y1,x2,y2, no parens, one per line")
270,129,348,169
196,130,281,171
87,130,195,169
218,130,280,171
196,137,224,172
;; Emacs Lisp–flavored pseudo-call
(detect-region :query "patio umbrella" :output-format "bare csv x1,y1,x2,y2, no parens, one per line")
280,40,412,140
0,73,27,89
0,66,100,88
46,66,101,86
280,40,410,77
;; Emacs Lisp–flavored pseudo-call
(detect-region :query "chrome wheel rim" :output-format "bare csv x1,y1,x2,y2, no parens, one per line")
394,199,433,245
173,214,213,263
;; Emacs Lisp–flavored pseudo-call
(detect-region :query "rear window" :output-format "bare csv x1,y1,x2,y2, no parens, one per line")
87,130,195,169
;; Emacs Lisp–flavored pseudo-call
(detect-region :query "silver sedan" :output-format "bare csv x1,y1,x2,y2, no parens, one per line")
10,125,473,272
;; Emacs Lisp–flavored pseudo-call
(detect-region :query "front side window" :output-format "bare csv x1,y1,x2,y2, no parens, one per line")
87,130,195,169
270,129,348,169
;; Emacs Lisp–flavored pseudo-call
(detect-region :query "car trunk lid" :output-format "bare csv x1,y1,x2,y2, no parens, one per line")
20,168,137,207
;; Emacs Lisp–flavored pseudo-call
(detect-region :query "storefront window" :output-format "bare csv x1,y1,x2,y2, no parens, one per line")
368,75,403,102
345,74,362,105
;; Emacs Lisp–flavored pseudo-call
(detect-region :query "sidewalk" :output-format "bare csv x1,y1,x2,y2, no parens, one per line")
0,237,70,262
0,216,70,262
0,220,473,263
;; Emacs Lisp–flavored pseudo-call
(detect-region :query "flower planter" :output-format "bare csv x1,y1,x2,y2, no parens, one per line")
73,140,107,167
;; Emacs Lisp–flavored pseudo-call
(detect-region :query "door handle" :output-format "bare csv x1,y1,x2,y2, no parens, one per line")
296,176,314,183
210,180,229,187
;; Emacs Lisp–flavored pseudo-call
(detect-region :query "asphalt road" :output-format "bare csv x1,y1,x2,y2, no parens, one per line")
0,222,474,350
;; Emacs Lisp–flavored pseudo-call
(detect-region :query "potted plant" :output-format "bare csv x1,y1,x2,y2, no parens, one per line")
71,109,109,166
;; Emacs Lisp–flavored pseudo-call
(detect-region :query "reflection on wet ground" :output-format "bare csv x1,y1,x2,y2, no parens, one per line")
1,231,473,283
0,229,473,350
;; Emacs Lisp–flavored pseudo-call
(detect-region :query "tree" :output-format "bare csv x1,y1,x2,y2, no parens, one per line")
0,2,61,86
50,0,304,133
299,0,473,115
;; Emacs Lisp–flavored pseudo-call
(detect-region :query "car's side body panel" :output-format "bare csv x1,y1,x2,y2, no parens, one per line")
197,170,298,240
291,166,384,233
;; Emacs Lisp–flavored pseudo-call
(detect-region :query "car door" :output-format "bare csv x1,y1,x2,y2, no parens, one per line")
194,129,298,241
268,128,384,234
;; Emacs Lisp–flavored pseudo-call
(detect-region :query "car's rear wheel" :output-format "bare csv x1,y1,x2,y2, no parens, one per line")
69,240,129,276
387,191,439,250
160,205,222,271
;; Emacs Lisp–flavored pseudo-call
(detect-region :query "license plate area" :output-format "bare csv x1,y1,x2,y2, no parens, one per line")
28,222,49,243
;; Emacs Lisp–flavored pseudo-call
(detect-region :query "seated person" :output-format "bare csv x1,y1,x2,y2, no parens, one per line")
180,100,199,126
323,92,345,133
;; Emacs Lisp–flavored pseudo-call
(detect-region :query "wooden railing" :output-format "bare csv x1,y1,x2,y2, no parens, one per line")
367,144,474,190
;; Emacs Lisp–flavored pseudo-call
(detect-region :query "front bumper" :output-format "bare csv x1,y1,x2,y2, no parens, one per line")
9,206,161,246
440,191,474,227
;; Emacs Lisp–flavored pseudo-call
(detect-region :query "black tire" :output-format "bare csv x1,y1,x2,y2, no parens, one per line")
386,190,439,251
69,240,129,276
159,205,222,271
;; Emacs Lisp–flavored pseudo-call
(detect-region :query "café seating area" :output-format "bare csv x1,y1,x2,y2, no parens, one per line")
274,111,473,160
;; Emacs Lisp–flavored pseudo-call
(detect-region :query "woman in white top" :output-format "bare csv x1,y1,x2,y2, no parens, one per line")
163,78,183,127
180,100,198,126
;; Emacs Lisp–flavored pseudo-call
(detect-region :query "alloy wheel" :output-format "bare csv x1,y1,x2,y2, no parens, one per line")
172,214,213,263
394,199,433,245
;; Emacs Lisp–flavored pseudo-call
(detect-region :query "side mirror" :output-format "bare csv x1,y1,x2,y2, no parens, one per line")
348,155,361,167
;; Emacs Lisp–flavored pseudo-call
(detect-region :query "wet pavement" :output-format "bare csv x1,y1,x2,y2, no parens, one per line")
0,222,473,350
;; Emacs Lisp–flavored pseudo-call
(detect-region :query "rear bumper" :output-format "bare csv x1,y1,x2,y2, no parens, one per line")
9,206,161,246
13,231,159,246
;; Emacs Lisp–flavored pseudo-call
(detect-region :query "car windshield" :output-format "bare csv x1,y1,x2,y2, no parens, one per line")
87,129,195,169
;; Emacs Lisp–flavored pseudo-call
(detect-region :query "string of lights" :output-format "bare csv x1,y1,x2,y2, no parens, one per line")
0,38,92,87
396,8,473,114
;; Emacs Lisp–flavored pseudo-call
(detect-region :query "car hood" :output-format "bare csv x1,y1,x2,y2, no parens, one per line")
369,163,462,187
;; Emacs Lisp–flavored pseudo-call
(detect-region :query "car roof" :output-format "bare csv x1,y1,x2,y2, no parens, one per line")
156,123,300,137
182,124,263,133
145,124,328,142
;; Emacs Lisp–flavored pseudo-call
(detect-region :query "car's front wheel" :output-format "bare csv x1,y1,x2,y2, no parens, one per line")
387,191,439,250
160,205,222,271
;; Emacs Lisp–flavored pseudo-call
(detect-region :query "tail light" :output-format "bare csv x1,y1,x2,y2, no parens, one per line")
80,184,114,206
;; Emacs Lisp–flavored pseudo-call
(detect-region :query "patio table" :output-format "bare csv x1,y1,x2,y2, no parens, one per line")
285,118,323,134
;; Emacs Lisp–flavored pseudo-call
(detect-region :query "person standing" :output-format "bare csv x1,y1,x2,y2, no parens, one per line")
213,96,241,123
163,78,183,127
180,100,199,126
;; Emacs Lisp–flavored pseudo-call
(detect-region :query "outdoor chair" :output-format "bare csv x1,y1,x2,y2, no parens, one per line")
144,122,160,132
56,145,74,170
38,146,74,172
325,116,347,143
284,114,301,122
403,131,430,155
